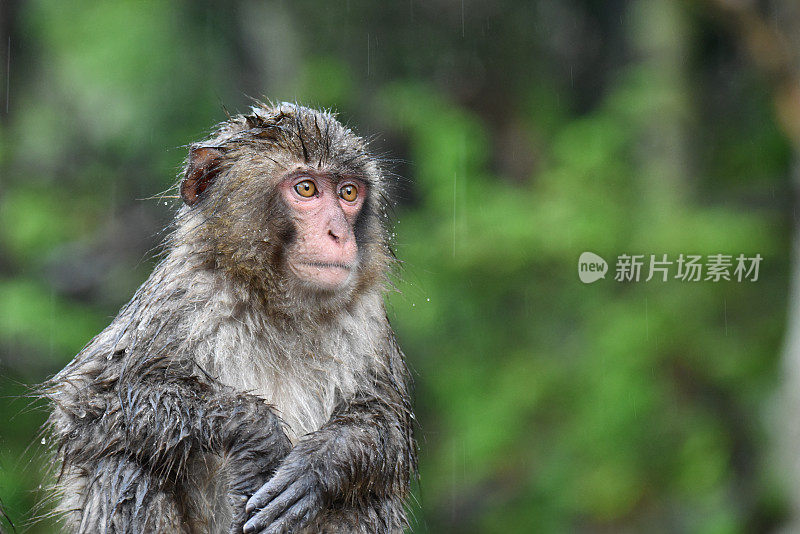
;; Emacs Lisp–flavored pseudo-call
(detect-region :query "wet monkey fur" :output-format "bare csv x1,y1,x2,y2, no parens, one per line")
44,102,417,533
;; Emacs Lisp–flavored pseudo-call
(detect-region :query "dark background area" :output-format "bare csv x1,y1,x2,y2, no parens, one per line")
2,1,800,532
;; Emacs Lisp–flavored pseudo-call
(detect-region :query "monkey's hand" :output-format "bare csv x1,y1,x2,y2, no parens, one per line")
242,450,323,534
228,459,291,534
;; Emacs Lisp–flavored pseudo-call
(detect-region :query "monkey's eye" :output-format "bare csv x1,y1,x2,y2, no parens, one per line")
339,184,358,202
294,180,317,198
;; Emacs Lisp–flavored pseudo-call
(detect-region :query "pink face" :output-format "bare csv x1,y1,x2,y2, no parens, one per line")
280,171,366,291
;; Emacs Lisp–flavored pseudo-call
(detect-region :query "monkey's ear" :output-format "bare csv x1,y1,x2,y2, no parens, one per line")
181,147,225,206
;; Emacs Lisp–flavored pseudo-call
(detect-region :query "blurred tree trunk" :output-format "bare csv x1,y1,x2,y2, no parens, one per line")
706,1,800,531
630,0,691,208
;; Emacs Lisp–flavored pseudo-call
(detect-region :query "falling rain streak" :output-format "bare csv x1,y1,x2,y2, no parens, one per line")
5,37,10,114
453,172,457,258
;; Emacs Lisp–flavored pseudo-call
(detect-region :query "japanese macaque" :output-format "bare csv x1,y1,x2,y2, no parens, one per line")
44,102,416,533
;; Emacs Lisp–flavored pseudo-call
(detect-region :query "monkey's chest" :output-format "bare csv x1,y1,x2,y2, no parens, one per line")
244,357,343,442
197,323,367,442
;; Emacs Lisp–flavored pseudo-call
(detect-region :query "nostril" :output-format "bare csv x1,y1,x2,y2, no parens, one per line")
328,229,340,242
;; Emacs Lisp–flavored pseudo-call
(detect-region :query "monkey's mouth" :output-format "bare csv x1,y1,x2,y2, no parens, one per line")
291,261,355,289
300,261,353,270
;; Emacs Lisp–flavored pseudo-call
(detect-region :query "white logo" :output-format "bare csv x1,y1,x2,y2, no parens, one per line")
578,252,608,284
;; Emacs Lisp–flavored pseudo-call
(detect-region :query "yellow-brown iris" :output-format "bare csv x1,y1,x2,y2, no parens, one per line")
339,184,358,202
294,180,317,197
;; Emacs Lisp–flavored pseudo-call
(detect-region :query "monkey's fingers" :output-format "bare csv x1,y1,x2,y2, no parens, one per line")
242,479,307,533
245,470,293,514
262,506,313,534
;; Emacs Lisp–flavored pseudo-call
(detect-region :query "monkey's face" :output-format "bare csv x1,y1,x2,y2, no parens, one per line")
279,171,365,291
177,103,392,311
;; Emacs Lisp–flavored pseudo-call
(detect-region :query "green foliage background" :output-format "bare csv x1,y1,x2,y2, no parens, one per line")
0,1,793,532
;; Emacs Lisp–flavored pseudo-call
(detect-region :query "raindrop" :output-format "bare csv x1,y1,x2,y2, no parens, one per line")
426,298,430,302
41,437,47,445
411,303,415,307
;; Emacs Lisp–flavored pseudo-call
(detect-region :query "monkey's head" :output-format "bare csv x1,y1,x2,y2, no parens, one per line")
173,102,392,316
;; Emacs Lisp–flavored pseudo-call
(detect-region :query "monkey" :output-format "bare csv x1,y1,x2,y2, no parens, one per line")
43,102,416,533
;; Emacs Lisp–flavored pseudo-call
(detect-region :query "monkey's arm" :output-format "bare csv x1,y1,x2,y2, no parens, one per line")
243,351,415,533
55,368,291,531
120,375,293,530
122,378,290,486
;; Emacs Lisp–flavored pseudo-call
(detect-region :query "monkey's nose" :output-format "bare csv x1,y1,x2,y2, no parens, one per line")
328,229,341,243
